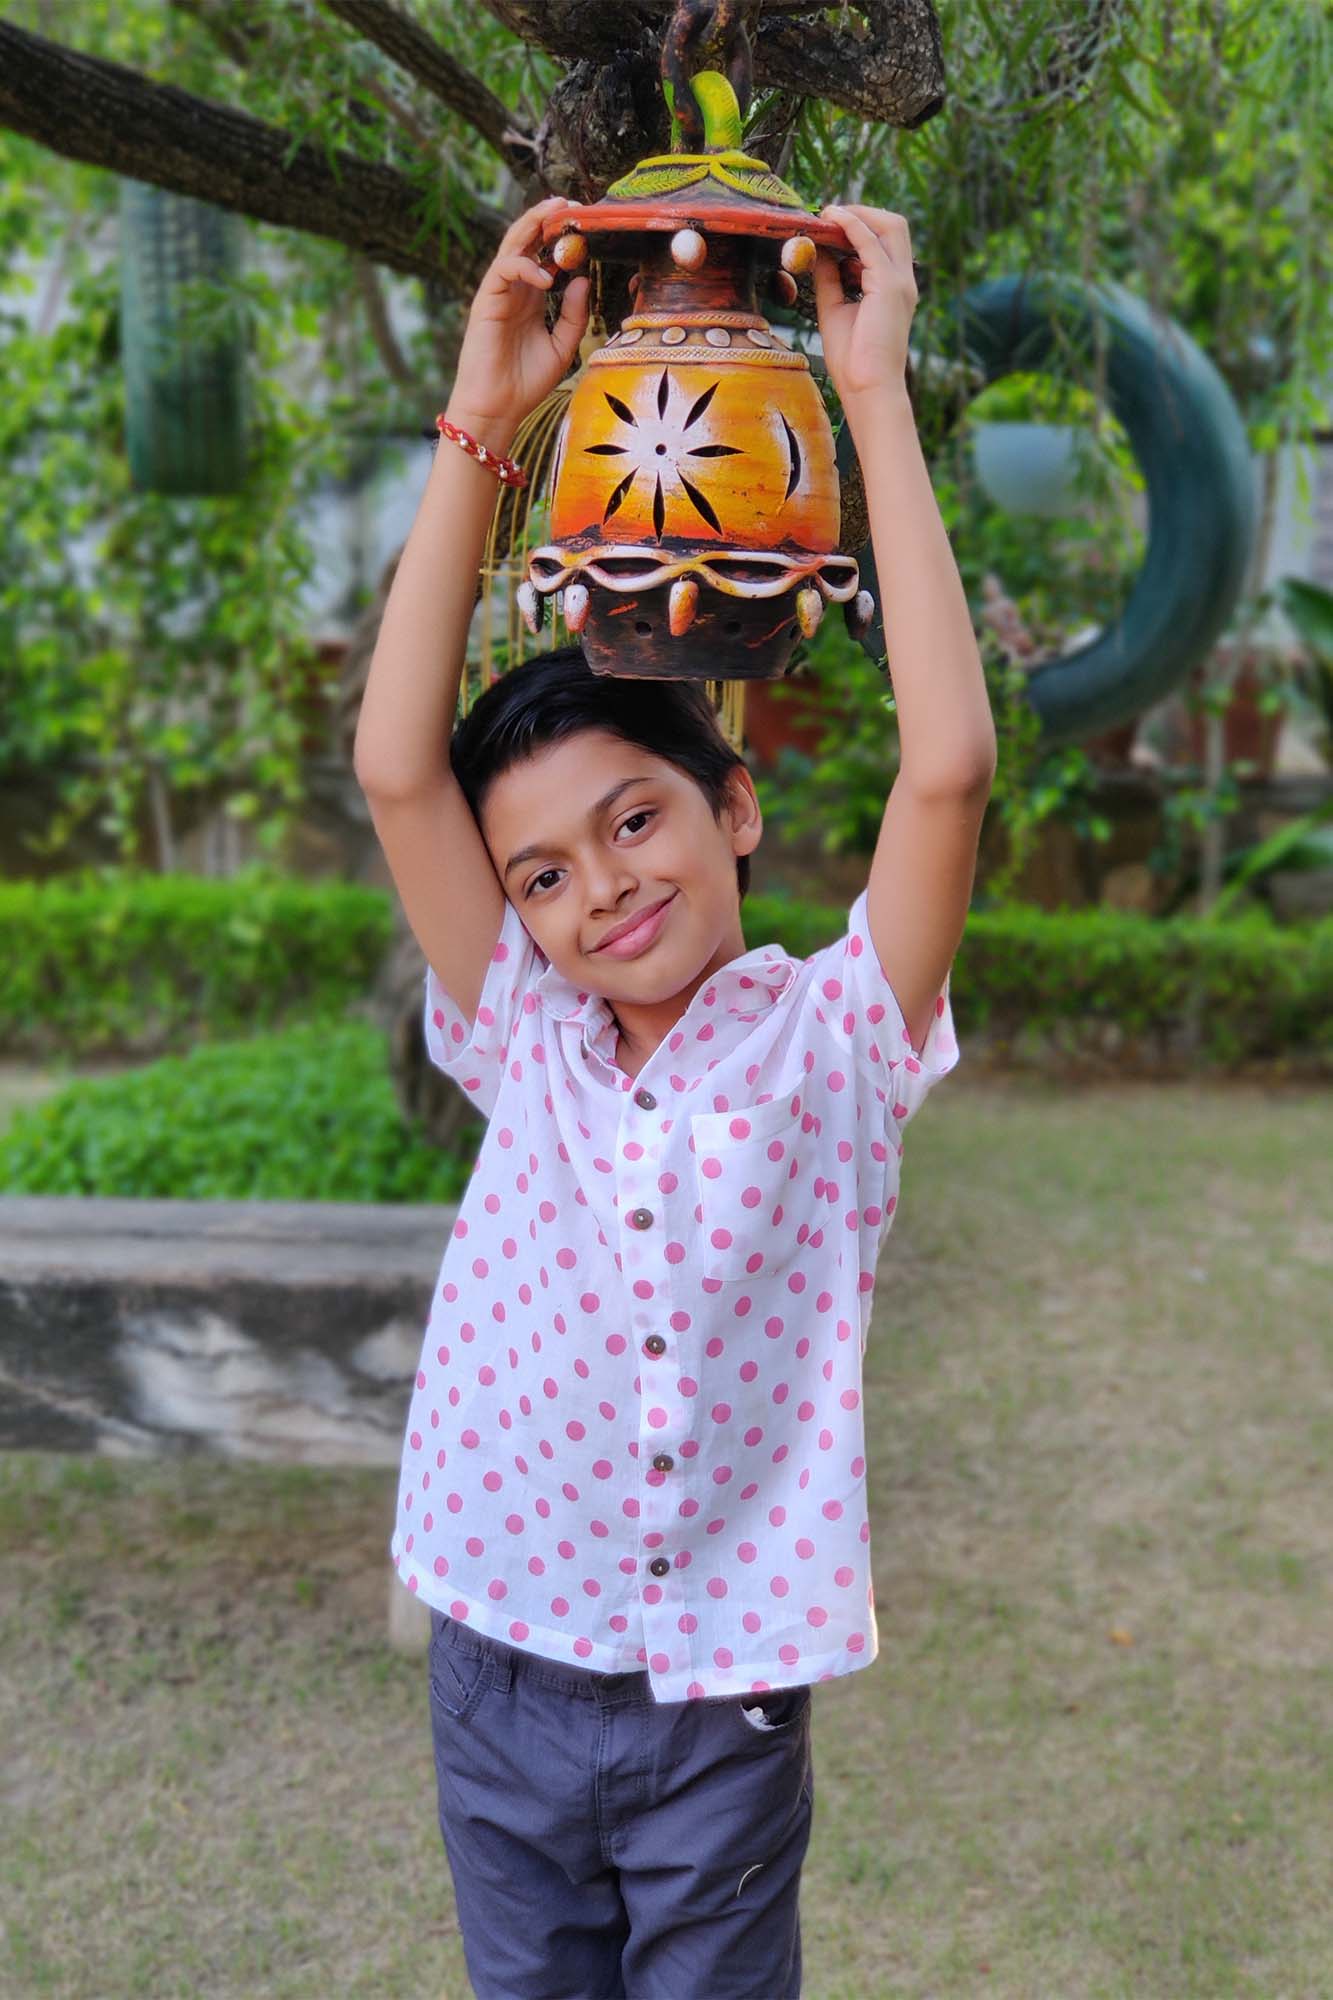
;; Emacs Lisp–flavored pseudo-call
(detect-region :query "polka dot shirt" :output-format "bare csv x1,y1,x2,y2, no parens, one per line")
390,886,959,1702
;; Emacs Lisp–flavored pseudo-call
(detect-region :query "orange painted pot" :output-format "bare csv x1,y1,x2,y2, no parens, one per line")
516,113,876,682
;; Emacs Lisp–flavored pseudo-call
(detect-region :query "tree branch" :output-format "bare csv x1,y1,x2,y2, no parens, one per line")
173,0,441,161
754,1,945,128
169,0,265,70
317,0,536,174
481,0,946,128
351,255,415,387
0,17,503,290
357,72,437,158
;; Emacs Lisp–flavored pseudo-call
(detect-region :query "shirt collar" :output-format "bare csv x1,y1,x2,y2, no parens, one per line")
534,933,801,1028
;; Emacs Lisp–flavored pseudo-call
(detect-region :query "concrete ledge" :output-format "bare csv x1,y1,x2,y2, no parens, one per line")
2,1194,454,1283
0,1195,456,1464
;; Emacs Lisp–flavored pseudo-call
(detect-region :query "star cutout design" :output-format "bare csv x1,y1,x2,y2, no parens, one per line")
584,369,748,540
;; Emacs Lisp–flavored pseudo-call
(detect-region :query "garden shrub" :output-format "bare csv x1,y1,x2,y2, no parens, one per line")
0,1020,477,1202
0,867,393,1057
741,891,1332,1068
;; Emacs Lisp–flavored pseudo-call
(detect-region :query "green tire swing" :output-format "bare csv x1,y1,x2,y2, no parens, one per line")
839,275,1258,747
118,179,247,496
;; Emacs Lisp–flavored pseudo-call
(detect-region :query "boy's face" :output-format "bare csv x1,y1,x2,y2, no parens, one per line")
479,728,762,1002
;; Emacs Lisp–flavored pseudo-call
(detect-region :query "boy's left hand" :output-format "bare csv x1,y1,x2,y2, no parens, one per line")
812,204,918,409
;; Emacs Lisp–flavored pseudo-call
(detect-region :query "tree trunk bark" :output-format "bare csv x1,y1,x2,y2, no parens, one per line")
482,0,946,126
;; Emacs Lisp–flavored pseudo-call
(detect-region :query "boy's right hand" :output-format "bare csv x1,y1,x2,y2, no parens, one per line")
448,195,591,438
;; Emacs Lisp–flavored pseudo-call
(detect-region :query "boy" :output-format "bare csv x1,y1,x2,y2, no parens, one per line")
356,195,995,2000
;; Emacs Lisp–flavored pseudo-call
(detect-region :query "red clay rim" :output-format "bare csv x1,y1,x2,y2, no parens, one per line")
537,203,854,255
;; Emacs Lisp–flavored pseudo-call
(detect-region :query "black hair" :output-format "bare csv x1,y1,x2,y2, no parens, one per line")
449,642,753,901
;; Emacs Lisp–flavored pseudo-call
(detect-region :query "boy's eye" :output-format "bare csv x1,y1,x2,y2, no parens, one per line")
524,810,655,897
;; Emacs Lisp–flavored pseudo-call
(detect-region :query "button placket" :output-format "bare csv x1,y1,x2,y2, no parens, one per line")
622,1085,680,1616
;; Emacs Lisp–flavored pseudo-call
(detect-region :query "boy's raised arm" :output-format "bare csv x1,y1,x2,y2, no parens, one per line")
815,208,997,789
353,197,590,1022
352,402,522,800
814,205,997,1056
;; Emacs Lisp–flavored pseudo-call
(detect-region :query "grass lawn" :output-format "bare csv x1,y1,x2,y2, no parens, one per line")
1,1075,1329,1998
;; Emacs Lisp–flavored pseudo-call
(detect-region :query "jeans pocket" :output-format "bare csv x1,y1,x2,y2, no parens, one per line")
428,1620,493,1724
734,1682,812,1737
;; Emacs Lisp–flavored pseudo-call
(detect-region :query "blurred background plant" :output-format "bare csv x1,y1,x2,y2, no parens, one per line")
1278,577,1333,760
777,0,1330,916
1,151,334,867
754,372,1140,899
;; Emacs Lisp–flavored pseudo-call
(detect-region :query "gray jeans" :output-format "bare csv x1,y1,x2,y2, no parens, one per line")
426,1608,815,1999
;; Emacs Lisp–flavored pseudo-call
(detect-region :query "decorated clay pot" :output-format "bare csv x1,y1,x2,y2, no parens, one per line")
520,71,876,682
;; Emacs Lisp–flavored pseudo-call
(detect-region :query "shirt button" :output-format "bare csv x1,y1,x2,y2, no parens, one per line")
629,1207,654,1230
648,1556,670,1577
643,1334,666,1356
635,1087,657,1110
652,1453,674,1472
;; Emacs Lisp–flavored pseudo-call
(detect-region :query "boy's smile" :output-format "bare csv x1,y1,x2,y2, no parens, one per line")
590,887,678,958
479,728,762,1071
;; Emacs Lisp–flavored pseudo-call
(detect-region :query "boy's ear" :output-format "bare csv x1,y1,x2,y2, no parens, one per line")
728,766,763,856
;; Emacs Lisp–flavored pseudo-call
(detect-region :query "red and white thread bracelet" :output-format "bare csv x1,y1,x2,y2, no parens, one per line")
432,413,529,489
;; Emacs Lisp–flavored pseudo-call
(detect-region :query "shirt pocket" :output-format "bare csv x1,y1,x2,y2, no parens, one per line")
689,1091,821,1288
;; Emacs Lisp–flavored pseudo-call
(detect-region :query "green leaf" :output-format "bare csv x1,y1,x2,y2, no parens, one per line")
1279,577,1333,662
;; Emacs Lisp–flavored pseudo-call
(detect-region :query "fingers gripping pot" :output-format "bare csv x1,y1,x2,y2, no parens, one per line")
520,69,876,683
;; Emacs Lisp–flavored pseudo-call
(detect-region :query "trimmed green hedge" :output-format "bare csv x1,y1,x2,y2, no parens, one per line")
0,867,392,1057
0,1021,477,1201
3,871,1330,1071
953,900,1332,1067
743,892,1333,1069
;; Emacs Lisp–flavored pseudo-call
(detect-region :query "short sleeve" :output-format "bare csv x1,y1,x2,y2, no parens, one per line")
805,886,960,1129
423,895,538,1119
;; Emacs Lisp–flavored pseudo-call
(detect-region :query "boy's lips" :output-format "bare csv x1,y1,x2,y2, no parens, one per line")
592,892,677,956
